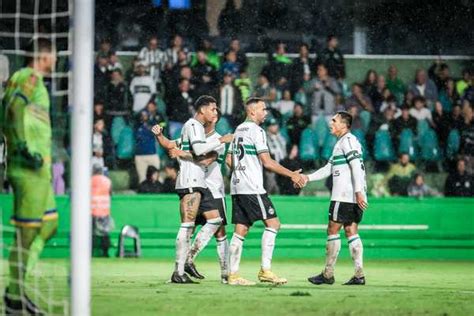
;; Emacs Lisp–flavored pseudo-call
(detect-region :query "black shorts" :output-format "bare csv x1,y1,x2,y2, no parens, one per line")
195,197,227,226
176,187,220,213
232,194,277,226
328,201,363,224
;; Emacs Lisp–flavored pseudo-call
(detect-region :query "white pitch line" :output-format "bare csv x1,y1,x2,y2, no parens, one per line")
281,224,429,230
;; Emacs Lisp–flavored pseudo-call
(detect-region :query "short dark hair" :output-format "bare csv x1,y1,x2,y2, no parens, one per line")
336,111,352,128
25,37,53,65
194,95,217,111
327,34,337,42
412,96,426,105
245,97,265,108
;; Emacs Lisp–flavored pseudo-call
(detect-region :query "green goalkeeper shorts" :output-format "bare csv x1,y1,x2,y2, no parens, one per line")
9,176,58,228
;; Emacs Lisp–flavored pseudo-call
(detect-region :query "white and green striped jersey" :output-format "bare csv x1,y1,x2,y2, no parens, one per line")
175,118,221,190
204,131,226,199
308,132,367,203
230,120,269,195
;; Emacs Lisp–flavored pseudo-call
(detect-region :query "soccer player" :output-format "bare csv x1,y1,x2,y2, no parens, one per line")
152,114,230,283
1,38,58,313
161,95,233,283
226,97,305,286
302,111,368,285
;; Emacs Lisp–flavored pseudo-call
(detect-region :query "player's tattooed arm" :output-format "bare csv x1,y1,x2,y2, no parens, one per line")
168,148,217,166
194,151,218,166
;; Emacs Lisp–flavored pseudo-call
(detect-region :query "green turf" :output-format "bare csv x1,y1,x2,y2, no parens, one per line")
1,258,474,315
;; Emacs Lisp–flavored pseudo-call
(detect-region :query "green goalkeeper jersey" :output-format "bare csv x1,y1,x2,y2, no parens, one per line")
1,67,52,178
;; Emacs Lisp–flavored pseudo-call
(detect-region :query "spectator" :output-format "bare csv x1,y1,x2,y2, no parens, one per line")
135,111,160,183
444,159,473,197
137,166,163,194
107,51,123,71
274,89,295,117
378,90,398,115
368,75,389,112
318,34,345,78
0,52,10,98
191,38,221,71
290,43,313,95
192,50,218,96
391,105,418,148
234,69,252,101
94,101,106,122
408,173,440,198
165,34,188,70
264,118,287,194
449,104,464,130
305,63,341,122
428,60,451,91
409,96,434,127
226,38,248,71
460,105,474,173
362,69,378,96
253,73,276,104
433,101,451,148
408,69,438,107
166,78,193,137
98,38,112,57
146,101,166,127
438,78,459,113
162,162,178,193
129,61,156,114
345,83,374,113
91,165,114,257
138,35,167,88
386,65,406,105
220,50,240,78
272,42,293,82
92,118,114,169
105,69,130,128
383,153,417,196
347,104,364,131
403,90,415,108
456,68,472,97
94,53,110,103
165,63,193,97
286,102,311,148
217,71,243,128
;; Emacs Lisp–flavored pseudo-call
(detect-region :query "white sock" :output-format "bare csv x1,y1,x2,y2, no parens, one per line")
323,234,341,278
261,228,278,270
216,236,229,276
175,222,195,275
348,234,364,278
187,217,223,263
229,233,244,274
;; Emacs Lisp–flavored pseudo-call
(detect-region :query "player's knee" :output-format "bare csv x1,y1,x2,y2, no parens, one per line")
214,226,226,238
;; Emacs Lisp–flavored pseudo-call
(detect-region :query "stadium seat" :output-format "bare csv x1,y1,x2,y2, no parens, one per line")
116,126,135,159
398,128,417,160
299,128,317,161
446,129,460,159
280,126,291,144
111,116,126,144
419,128,441,161
313,116,329,147
155,95,167,116
117,225,141,258
359,110,371,132
374,130,395,161
216,116,233,135
417,119,430,138
321,133,337,160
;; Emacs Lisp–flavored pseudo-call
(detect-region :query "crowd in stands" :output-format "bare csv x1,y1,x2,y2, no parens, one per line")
82,34,474,197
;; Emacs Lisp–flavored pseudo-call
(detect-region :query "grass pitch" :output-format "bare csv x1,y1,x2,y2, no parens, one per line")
2,258,474,315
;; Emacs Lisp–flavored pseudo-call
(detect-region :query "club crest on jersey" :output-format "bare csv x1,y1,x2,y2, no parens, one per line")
268,207,275,215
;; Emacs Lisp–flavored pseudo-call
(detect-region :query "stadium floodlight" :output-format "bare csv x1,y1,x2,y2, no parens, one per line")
70,0,94,315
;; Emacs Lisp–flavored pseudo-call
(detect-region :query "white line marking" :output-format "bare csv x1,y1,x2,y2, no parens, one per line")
281,224,429,230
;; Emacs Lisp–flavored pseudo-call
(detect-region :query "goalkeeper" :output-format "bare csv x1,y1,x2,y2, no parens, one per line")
1,38,58,314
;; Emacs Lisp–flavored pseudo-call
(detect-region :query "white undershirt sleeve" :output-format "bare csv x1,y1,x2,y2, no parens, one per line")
307,162,332,182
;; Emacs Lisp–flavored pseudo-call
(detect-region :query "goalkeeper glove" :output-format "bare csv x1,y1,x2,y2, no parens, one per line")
16,141,44,170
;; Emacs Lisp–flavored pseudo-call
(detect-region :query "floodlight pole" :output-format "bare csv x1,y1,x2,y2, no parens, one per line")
71,0,94,315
